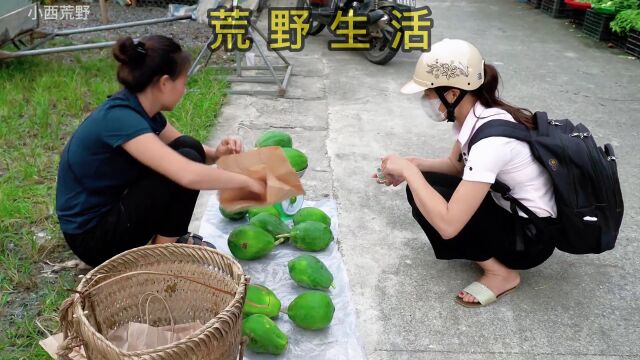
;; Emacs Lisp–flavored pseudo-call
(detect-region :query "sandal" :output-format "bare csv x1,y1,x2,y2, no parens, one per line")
454,281,518,308
176,232,216,249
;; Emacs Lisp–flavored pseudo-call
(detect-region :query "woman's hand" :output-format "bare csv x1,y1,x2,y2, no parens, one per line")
215,137,243,159
405,156,425,169
373,155,423,187
382,154,417,182
372,172,405,187
244,176,266,197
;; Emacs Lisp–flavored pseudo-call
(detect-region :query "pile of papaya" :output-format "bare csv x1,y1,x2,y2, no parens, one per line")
225,206,334,259
241,257,336,355
232,206,337,355
255,130,308,172
217,131,339,355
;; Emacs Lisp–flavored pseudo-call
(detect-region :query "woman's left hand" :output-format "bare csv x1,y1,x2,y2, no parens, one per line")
381,154,416,180
215,137,243,158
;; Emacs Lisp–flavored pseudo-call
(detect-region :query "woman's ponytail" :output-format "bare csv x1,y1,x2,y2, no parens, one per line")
472,63,536,129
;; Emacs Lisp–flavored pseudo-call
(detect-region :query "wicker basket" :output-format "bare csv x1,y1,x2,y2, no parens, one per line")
57,244,248,360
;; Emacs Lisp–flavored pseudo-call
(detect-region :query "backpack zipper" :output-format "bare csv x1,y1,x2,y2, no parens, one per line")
602,146,623,213
576,124,608,207
559,125,580,209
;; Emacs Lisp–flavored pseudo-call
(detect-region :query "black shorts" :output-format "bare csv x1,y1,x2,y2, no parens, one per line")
406,172,556,270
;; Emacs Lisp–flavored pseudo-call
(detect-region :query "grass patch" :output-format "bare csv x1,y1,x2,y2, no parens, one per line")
0,48,228,357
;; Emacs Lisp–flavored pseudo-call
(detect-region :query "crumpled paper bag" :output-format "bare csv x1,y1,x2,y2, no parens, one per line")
217,146,304,212
40,334,86,359
106,321,203,351
40,322,203,358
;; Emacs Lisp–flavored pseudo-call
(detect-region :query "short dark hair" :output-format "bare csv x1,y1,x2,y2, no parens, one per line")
112,35,191,93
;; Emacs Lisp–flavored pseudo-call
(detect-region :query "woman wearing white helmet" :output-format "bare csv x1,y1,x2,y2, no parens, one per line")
377,39,557,307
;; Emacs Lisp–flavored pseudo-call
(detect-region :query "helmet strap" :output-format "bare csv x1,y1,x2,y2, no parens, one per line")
435,88,468,123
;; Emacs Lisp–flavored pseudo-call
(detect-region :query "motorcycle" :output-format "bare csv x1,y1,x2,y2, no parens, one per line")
296,0,414,65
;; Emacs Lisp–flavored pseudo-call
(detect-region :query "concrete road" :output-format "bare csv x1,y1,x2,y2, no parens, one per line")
192,0,640,358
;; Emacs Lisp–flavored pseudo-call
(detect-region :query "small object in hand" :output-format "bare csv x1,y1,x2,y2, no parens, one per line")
376,167,386,184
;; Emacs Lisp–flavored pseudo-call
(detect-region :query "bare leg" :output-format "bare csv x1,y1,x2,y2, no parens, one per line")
152,235,179,244
458,258,521,304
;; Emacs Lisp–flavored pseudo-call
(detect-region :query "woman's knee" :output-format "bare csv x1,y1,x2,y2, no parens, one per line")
170,136,205,163
177,147,205,164
170,135,205,161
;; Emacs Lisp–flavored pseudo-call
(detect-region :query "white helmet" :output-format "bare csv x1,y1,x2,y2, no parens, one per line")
401,39,485,94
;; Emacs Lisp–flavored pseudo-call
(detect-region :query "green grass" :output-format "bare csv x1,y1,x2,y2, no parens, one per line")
0,49,228,358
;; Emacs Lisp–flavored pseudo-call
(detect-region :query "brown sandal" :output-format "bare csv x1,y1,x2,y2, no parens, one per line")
176,232,216,249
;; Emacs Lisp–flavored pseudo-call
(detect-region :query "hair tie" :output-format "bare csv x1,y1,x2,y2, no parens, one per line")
134,41,147,55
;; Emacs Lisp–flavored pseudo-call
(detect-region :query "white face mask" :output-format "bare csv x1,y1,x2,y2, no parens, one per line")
420,95,446,122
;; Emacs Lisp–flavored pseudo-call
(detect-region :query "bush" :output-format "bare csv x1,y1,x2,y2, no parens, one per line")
610,9,640,34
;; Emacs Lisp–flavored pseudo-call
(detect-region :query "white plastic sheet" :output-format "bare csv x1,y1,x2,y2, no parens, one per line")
199,196,365,360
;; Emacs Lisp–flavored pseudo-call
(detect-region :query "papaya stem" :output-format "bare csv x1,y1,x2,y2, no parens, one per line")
275,234,290,239
274,238,286,246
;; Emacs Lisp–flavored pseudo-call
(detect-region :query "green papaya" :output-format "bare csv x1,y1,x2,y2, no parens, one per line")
249,212,290,237
292,207,331,227
288,255,334,290
219,206,247,221
242,314,288,355
247,206,280,220
228,225,275,260
244,284,281,318
255,130,293,148
286,291,334,330
282,147,308,172
278,221,333,251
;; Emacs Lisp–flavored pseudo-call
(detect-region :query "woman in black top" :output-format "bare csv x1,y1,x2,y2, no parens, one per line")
56,35,264,267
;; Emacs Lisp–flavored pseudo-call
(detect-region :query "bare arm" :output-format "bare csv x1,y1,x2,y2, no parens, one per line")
122,133,263,192
159,122,240,165
158,121,182,144
410,142,464,177
404,165,490,239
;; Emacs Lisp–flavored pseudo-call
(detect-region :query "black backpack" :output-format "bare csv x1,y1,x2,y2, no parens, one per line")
468,112,624,255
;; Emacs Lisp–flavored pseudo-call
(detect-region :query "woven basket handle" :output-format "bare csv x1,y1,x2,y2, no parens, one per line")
138,292,176,341
238,336,249,360
81,270,236,298
56,295,85,360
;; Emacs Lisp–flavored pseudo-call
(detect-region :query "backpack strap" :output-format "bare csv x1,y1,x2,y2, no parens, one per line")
468,119,531,148
467,120,534,216
467,119,544,251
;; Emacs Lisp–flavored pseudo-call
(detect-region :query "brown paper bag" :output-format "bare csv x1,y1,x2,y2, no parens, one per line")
108,322,173,352
40,322,203,358
217,146,305,212
40,333,86,360
106,321,204,352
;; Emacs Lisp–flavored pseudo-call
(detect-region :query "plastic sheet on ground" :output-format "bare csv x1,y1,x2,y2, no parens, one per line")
199,196,365,360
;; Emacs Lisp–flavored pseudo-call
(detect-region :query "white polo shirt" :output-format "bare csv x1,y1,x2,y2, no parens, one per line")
454,102,557,218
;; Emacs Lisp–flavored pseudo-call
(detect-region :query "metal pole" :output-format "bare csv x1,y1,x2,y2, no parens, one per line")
247,27,279,83
24,33,56,51
0,40,126,60
54,15,192,36
188,34,215,77
250,23,290,66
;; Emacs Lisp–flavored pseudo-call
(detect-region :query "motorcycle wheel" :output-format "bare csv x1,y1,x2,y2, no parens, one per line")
365,28,402,65
297,0,327,35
